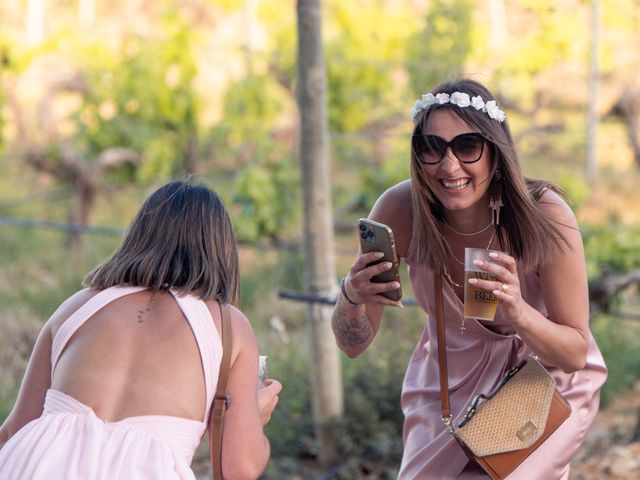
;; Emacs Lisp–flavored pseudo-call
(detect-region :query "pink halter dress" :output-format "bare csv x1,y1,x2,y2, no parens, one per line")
0,286,222,480
398,246,608,480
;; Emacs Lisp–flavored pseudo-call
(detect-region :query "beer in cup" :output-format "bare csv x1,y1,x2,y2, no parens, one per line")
463,248,500,321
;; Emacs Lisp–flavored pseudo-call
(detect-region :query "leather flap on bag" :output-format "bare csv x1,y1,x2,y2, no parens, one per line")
453,356,557,457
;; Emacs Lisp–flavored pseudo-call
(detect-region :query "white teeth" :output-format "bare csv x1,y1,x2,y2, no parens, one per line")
442,179,469,189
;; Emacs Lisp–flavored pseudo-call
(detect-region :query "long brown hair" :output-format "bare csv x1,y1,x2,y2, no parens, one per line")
410,78,568,271
84,180,240,304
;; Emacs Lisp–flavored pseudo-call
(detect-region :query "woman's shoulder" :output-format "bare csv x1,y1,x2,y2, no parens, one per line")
204,301,258,366
370,179,412,218
370,179,413,256
203,301,256,342
375,179,412,206
536,187,578,228
47,288,100,335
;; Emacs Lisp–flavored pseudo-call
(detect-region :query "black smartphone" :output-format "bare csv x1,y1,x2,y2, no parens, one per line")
357,218,402,301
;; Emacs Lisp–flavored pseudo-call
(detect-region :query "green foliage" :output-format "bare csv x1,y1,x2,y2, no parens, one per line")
0,384,19,424
357,147,411,212
319,327,410,479
74,11,200,179
406,0,474,96
242,248,418,478
0,33,16,152
2,7,202,188
591,315,640,408
600,0,640,73
232,156,300,242
264,309,419,479
330,130,411,217
0,224,115,318
212,73,292,164
212,72,299,243
262,344,315,476
325,4,416,133
556,170,590,212
495,3,587,105
0,227,110,426
259,1,297,88
582,223,640,278
210,0,242,12
0,92,3,152
222,74,284,127
582,222,640,320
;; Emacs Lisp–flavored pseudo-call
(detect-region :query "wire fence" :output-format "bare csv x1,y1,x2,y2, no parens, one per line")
0,215,124,236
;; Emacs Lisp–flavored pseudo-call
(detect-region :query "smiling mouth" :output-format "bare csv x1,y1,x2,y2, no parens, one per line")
441,179,470,190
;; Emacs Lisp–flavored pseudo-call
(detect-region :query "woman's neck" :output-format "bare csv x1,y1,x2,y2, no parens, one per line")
444,209,492,236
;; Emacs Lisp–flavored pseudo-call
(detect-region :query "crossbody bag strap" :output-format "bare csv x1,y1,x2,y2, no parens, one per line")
433,272,452,428
210,303,232,480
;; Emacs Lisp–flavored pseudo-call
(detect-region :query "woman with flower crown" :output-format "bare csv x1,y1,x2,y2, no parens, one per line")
331,79,607,479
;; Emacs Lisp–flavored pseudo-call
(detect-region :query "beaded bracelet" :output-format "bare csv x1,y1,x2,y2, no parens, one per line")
340,277,362,306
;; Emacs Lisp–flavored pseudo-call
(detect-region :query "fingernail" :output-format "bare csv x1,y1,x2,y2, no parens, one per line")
489,252,499,258
392,282,400,288
375,252,385,258
468,278,478,285
492,290,501,295
384,262,393,268
473,260,483,267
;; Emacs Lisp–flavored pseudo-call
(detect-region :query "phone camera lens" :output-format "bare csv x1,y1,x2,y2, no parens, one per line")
367,230,374,238
359,223,366,231
360,232,367,240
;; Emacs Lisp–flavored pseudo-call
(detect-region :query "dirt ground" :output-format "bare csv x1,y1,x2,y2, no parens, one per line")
570,382,640,479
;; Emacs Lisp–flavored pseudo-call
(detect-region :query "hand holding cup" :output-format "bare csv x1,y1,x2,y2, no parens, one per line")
464,248,500,321
257,378,282,425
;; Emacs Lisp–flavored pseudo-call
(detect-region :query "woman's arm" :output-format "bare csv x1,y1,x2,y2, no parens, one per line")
331,180,412,358
475,190,590,372
0,322,52,447
516,190,590,371
332,260,391,358
218,305,281,480
0,289,95,447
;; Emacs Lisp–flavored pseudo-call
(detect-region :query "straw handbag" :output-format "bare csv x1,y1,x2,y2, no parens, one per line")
209,303,232,480
433,273,571,479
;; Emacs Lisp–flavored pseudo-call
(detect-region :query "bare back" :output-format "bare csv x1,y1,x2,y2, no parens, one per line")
51,289,208,422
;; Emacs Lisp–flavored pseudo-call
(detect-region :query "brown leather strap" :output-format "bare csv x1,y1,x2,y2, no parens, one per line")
433,272,451,422
210,303,232,480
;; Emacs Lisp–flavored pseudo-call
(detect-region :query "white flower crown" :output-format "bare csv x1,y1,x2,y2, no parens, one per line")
410,92,506,123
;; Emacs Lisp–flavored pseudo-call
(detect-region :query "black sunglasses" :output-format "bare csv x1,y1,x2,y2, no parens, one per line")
412,132,486,165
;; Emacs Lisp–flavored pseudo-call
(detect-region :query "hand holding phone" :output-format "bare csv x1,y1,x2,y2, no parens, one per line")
357,218,402,301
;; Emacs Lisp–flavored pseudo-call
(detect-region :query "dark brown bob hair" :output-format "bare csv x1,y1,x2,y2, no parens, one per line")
84,180,239,304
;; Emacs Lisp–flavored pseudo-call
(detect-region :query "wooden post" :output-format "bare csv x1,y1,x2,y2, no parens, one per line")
296,0,344,464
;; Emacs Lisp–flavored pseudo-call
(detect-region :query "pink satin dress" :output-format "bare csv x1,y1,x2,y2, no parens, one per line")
0,286,222,480
398,247,608,480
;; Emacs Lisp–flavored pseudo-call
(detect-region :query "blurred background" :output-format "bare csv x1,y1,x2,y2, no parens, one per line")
1,0,639,478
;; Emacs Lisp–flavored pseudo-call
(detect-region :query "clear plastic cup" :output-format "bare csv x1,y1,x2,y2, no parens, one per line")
463,248,500,321
258,355,268,384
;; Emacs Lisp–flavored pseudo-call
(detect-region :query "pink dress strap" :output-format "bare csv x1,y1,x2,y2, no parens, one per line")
168,292,221,423
50,286,147,378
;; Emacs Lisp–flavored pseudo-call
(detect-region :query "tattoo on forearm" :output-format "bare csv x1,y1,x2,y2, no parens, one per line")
332,305,373,348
